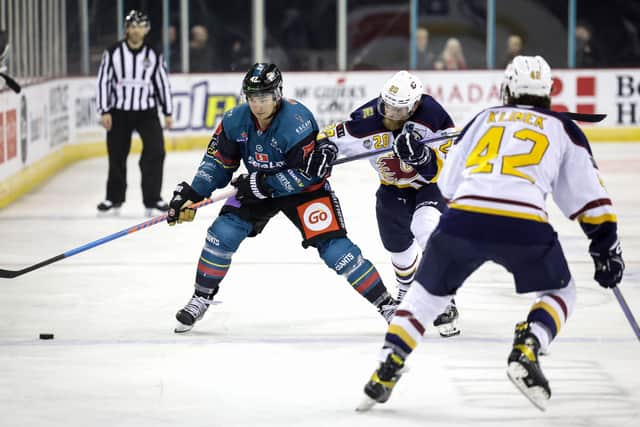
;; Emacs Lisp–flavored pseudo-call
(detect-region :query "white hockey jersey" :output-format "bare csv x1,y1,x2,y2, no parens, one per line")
439,105,616,227
318,95,454,189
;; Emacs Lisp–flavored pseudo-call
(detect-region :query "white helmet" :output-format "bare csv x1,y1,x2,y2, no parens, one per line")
501,55,552,103
378,70,424,121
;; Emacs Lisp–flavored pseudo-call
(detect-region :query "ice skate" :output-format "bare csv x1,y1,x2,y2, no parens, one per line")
376,294,399,323
357,352,406,411
507,321,551,411
97,200,122,216
145,200,170,217
396,283,410,303
433,299,460,337
174,294,212,333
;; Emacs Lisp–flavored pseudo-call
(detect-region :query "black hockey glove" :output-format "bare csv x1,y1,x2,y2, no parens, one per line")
167,181,205,226
304,141,338,178
231,172,271,201
392,130,430,167
590,240,624,288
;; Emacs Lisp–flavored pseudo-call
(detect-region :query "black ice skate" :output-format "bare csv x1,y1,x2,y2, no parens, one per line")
97,200,122,216
174,294,212,333
507,321,551,411
433,299,460,337
376,294,399,323
357,352,406,411
145,200,170,217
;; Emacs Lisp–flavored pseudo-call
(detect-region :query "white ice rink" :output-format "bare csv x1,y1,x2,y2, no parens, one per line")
0,143,638,427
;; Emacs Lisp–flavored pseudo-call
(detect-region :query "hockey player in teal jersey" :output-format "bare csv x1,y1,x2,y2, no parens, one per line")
304,71,461,337
167,63,398,333
357,56,625,412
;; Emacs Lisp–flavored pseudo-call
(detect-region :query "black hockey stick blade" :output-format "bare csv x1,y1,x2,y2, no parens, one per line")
0,72,21,93
0,255,65,279
561,112,606,123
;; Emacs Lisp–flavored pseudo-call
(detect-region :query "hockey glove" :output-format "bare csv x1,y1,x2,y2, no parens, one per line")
167,181,205,226
304,141,338,178
231,172,271,201
392,130,430,167
590,240,625,288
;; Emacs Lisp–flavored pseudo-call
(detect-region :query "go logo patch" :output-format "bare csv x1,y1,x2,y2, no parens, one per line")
297,197,340,239
304,203,332,231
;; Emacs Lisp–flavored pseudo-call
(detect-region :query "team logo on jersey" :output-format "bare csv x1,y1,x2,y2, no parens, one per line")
206,138,217,156
255,152,269,162
297,198,340,239
236,131,248,143
256,144,263,152
363,139,372,150
295,114,304,123
377,154,418,183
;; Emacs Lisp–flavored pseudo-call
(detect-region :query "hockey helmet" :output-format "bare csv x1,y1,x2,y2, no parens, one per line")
501,55,552,103
125,10,150,29
377,70,424,121
242,63,283,102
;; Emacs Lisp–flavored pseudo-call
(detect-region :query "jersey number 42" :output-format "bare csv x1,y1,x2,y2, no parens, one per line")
465,126,549,184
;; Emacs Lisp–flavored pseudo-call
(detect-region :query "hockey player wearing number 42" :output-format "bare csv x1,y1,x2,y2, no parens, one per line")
305,70,461,337
357,55,625,412
167,63,399,333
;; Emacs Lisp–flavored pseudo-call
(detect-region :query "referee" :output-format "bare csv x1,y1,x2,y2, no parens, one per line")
96,10,173,216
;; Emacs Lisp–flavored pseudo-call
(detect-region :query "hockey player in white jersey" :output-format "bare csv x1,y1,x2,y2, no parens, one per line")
305,70,461,337
358,56,625,411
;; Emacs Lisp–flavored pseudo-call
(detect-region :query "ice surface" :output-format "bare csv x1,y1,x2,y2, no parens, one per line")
0,143,638,426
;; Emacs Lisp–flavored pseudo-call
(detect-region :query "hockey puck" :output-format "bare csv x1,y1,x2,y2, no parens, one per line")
39,333,54,340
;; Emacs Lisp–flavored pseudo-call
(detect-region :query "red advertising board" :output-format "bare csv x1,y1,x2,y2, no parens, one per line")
0,112,4,164
6,109,16,160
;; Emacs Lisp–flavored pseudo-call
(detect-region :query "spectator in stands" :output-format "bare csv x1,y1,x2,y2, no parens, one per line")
576,23,600,68
416,26,436,69
168,24,181,72
229,37,252,72
434,38,467,70
189,25,215,72
502,34,523,67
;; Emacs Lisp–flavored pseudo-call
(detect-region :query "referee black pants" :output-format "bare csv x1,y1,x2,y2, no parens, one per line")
105,109,165,207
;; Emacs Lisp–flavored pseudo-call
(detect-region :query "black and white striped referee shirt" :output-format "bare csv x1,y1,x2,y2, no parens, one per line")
96,40,173,115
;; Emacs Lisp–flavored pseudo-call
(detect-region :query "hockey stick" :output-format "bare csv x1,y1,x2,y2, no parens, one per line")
0,188,237,279
332,132,459,166
612,286,640,342
561,112,606,123
0,72,21,93
331,111,607,167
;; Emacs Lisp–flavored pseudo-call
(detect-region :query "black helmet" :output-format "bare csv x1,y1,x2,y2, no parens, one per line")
242,63,283,98
125,10,150,28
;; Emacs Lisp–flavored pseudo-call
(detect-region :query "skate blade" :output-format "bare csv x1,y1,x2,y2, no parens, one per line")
355,396,377,412
507,362,549,411
437,322,461,338
174,322,194,333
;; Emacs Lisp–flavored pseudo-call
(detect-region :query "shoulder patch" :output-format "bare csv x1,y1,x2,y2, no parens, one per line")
206,122,224,156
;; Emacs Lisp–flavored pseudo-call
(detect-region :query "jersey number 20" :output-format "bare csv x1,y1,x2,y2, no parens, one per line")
465,126,549,183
